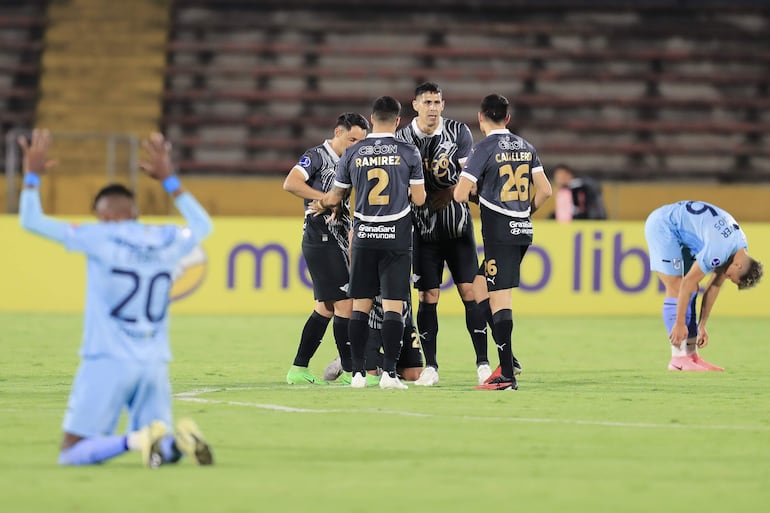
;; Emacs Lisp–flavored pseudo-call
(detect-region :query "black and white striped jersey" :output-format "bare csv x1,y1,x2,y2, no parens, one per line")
292,140,351,255
396,117,474,241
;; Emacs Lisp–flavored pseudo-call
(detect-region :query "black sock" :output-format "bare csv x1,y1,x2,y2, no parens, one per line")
464,299,488,365
381,311,404,374
478,298,494,329
491,309,514,378
417,302,439,368
333,315,352,372
293,311,331,367
348,310,370,375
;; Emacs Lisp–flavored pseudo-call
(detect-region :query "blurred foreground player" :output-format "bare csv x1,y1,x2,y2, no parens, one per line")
19,130,214,467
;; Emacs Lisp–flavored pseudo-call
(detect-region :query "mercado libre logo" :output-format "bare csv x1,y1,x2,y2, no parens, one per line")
171,245,208,302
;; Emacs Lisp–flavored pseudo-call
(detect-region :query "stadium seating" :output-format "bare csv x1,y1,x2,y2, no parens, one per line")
163,1,770,181
0,4,45,169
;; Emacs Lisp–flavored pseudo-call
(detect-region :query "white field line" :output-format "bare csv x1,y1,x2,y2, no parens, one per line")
174,387,770,432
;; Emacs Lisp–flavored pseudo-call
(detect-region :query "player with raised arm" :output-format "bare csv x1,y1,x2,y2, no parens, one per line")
283,113,369,385
644,200,763,371
454,94,553,390
19,129,214,467
311,96,426,390
396,82,491,386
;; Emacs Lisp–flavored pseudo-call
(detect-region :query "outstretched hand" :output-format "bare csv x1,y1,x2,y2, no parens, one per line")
140,133,174,181
18,129,56,176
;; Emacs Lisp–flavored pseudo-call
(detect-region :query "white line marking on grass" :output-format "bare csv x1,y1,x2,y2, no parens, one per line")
174,387,770,432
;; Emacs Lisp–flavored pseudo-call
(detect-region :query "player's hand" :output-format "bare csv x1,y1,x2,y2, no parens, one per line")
308,199,328,217
18,129,56,176
668,323,689,348
696,326,709,348
428,187,454,211
327,204,343,223
140,133,174,180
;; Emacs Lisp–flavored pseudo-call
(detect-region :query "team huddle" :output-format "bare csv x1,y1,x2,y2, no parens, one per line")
15,84,764,468
283,82,764,389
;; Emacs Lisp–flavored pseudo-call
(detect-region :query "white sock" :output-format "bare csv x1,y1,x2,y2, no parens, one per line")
685,339,697,356
125,430,143,451
670,343,687,357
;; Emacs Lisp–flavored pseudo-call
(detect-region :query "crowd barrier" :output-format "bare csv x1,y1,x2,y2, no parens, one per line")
1,216,767,316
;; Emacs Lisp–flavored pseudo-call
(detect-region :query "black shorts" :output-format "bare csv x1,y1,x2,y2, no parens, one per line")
365,326,424,371
302,242,349,302
349,247,411,300
481,243,529,291
413,228,479,291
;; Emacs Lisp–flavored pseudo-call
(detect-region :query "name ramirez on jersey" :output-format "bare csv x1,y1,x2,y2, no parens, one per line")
335,133,424,249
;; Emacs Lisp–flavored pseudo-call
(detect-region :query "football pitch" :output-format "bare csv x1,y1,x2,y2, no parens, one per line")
1,312,769,513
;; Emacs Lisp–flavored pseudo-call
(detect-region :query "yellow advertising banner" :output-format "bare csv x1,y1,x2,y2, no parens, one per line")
1,216,768,316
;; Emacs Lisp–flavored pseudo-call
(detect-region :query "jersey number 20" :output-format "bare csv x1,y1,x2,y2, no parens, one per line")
110,268,172,323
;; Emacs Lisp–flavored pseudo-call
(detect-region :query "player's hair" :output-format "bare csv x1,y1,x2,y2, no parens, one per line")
371,96,401,123
480,94,509,123
739,258,763,290
553,163,575,175
92,183,134,210
414,82,442,98
336,112,370,132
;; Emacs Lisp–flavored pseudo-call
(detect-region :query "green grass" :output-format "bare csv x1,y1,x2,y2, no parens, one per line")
1,312,769,513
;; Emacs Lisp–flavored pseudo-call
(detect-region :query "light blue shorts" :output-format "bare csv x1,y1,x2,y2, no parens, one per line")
644,207,694,277
62,358,172,437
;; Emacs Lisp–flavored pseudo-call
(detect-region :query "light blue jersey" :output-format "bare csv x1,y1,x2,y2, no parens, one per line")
21,186,212,439
645,200,747,276
20,189,213,362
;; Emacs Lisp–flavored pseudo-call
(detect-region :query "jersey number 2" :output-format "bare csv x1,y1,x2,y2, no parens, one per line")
367,168,390,205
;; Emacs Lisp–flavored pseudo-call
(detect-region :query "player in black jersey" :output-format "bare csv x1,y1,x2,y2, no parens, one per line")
365,294,423,380
321,294,424,384
283,113,369,385
396,82,491,387
312,96,426,390
454,94,553,390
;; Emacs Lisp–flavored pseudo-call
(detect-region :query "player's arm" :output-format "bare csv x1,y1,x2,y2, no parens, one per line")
670,264,706,347
453,175,475,203
310,184,347,216
141,133,213,242
410,181,426,207
695,271,728,347
530,169,553,214
18,129,69,243
283,165,323,201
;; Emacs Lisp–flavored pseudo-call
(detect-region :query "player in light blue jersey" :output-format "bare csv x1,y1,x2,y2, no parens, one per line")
19,129,215,467
645,201,763,371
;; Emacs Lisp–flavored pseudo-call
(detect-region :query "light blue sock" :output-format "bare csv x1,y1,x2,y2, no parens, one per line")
58,436,128,466
662,298,677,334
